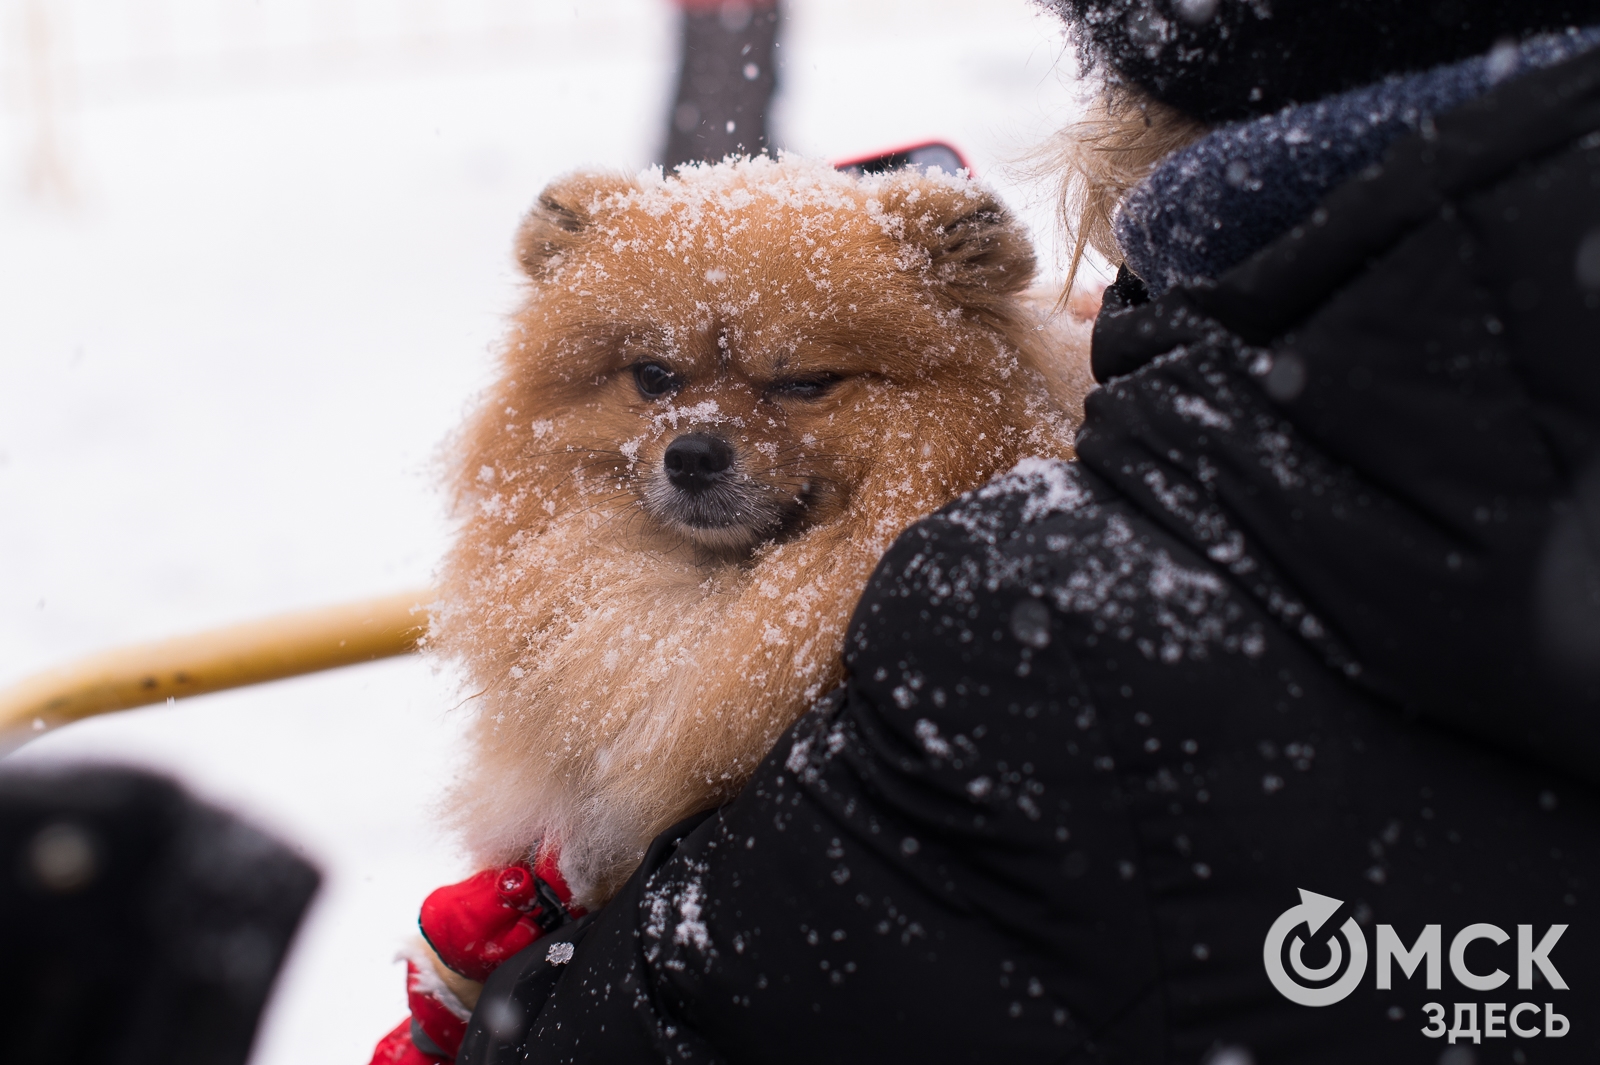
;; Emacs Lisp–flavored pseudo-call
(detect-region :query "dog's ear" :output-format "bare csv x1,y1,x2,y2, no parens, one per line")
515,172,636,277
875,175,1036,314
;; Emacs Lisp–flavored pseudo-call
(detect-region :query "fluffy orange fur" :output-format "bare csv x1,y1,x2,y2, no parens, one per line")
433,156,1087,907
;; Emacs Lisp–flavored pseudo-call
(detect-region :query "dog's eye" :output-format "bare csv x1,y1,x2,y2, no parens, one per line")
632,362,681,399
769,374,841,400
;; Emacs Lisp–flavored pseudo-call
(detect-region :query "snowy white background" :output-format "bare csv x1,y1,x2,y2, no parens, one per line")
0,1,1080,1060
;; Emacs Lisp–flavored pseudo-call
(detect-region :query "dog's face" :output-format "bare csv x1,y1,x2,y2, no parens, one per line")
462,157,1042,564
549,303,881,560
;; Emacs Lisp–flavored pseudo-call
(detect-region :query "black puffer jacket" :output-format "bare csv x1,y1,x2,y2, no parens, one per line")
458,48,1600,1063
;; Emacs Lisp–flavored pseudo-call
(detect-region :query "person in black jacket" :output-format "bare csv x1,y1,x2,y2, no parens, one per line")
0,766,319,1064
457,2,1600,1060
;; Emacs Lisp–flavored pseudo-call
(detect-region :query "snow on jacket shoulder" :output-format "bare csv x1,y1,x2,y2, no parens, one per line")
457,47,1600,1064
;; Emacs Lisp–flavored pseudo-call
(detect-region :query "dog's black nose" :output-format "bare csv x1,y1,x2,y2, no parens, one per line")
663,433,733,493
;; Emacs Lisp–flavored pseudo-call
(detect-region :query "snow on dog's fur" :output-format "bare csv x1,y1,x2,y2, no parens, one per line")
435,156,1088,907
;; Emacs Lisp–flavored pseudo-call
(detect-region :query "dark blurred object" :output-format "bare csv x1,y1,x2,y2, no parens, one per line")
834,141,972,177
0,765,319,1065
1537,459,1600,690
1043,0,1600,121
663,0,781,167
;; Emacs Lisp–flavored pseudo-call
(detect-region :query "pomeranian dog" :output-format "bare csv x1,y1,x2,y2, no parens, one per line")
432,156,1087,911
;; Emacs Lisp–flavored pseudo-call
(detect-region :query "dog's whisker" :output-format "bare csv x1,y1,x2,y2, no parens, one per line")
566,492,644,521
554,462,637,492
515,444,630,461
754,457,852,475
592,501,655,542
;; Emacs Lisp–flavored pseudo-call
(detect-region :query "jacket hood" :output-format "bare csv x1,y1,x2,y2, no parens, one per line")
1080,45,1600,783
1043,0,1600,121
1115,27,1600,297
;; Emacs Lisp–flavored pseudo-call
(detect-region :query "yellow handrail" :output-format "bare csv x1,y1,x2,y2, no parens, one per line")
0,590,434,739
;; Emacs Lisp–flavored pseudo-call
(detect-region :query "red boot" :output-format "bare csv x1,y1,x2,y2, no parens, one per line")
367,951,469,1065
367,848,582,1064
366,955,475,1064
419,849,582,983
368,1019,446,1065
406,956,471,1057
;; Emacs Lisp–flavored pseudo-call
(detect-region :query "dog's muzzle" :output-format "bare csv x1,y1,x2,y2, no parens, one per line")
662,433,732,495
644,430,807,555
